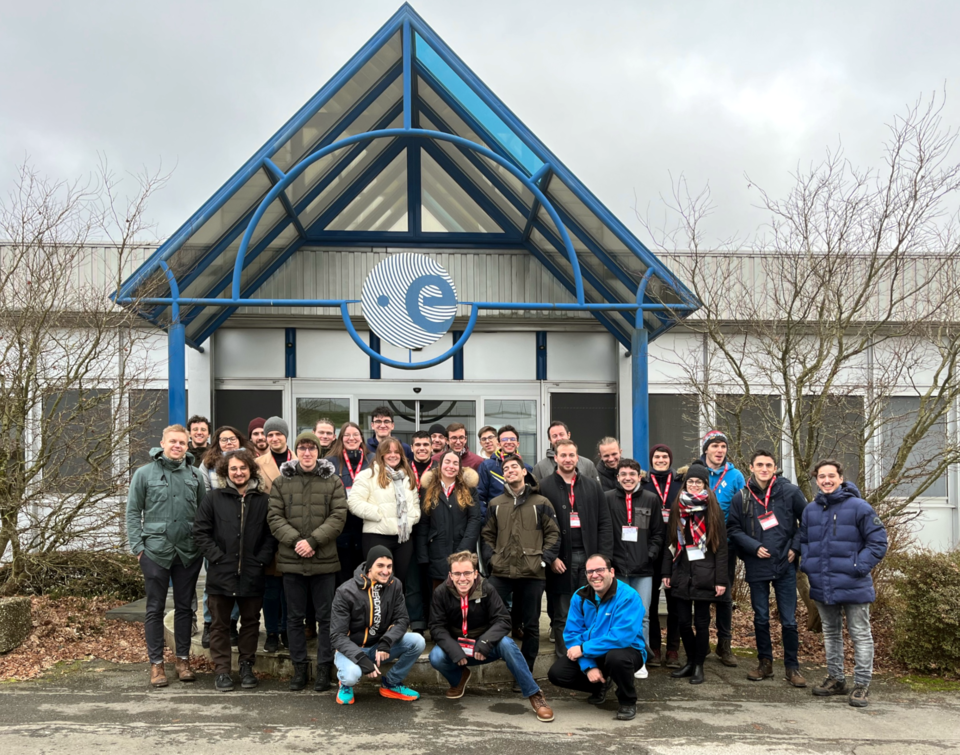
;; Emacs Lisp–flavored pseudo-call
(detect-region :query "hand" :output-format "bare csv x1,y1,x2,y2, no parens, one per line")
788,549,796,563
586,667,605,684
551,558,567,574
457,657,469,666
661,577,671,589
715,585,726,597
473,651,486,662
757,546,771,559
294,540,315,558
567,645,583,661
366,667,381,679
376,650,389,666
136,552,142,562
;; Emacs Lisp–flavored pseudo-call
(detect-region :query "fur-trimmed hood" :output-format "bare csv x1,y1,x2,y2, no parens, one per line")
420,465,479,490
280,457,337,479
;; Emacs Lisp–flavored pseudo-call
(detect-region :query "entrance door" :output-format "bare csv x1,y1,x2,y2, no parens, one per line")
549,392,617,460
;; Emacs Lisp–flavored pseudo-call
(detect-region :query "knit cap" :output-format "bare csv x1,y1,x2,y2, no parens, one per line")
701,430,728,454
264,416,289,439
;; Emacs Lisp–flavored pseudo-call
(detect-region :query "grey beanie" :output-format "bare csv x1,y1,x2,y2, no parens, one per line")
263,416,289,439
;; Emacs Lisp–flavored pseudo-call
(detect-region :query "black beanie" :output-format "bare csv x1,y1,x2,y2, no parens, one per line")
684,463,711,487
649,443,673,467
428,423,447,437
365,545,394,572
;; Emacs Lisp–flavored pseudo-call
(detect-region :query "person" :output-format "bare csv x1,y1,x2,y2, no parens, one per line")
547,554,647,721
477,425,498,460
193,449,277,692
406,429,435,632
476,425,530,521
727,449,809,688
428,423,448,454
409,430,434,490
481,454,561,673
538,439,613,657
258,416,294,484
198,425,252,490
327,421,370,586
661,464,730,685
126,424,206,688
801,459,888,707
314,417,337,456
596,437,622,493
366,406,413,459
347,437,421,588
531,421,600,482
267,431,348,693
432,422,484,472
187,415,211,468
699,429,745,667
248,417,268,456
640,444,683,667
330,546,427,705
429,551,554,722
605,458,664,663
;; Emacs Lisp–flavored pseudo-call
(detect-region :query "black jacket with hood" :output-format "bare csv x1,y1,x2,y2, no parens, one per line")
416,467,483,580
604,483,665,578
428,573,511,663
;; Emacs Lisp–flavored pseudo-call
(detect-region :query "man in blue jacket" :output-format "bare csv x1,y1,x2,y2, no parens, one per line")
547,554,646,721
801,459,887,708
727,449,809,688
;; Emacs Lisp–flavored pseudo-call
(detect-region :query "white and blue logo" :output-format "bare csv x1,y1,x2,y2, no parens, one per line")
361,254,458,350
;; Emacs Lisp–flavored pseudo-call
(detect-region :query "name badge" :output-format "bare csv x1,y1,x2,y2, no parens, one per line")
622,526,639,542
458,637,476,657
685,545,706,561
661,509,670,523
758,511,779,530
570,512,582,528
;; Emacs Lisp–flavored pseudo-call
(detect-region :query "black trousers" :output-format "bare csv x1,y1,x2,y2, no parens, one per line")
552,550,588,656
283,573,336,666
548,648,644,705
648,579,681,653
676,597,713,665
487,576,545,672
139,553,202,664
361,533,413,588
713,550,737,641
209,594,262,674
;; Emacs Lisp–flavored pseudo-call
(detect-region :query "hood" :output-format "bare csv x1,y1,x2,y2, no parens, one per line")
597,462,618,480
699,455,736,474
421,466,479,491
443,571,486,599
280,457,337,479
225,476,262,495
815,480,861,508
150,447,193,469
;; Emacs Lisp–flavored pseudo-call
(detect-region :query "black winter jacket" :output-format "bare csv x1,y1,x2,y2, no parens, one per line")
605,485,665,578
428,574,511,663
597,462,619,493
330,449,370,553
661,515,730,603
416,468,483,580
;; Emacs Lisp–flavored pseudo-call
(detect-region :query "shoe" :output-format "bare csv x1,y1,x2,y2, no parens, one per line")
670,662,694,678
616,704,637,721
586,678,613,705
314,663,331,692
264,633,279,653
215,672,234,692
716,638,738,667
230,621,239,647
175,658,196,682
289,662,309,691
337,682,355,705
201,622,211,649
280,630,289,649
528,691,554,722
548,627,555,643
786,668,807,688
664,651,681,669
239,661,258,690
648,648,662,666
150,662,168,688
849,684,870,707
747,658,774,681
304,624,318,640
380,682,420,701
689,664,705,684
812,676,849,697
445,668,471,699
634,664,648,679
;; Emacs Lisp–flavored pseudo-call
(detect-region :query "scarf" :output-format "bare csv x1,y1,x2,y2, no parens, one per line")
386,466,411,543
676,490,709,558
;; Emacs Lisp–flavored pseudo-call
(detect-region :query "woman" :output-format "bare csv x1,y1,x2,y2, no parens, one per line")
347,436,420,586
327,422,370,584
193,449,277,693
661,463,729,685
199,426,254,490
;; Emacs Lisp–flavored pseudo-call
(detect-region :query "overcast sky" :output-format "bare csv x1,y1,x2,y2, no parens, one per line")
1,0,957,248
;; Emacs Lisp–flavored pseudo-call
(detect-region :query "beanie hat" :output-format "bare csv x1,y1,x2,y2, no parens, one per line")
684,463,712,487
701,430,729,454
264,416,289,439
649,443,673,467
428,423,448,437
365,545,394,572
294,430,321,450
248,417,266,436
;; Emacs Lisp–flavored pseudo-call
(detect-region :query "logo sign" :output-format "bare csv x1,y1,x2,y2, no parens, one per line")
361,254,458,349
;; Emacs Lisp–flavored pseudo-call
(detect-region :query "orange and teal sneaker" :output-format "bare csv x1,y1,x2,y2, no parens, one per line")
336,683,354,705
379,682,420,701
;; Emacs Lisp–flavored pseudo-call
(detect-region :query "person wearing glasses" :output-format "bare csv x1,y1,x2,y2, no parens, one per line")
366,406,413,459
432,423,484,472
547,553,647,721
477,426,499,460
267,431,348,693
327,422,370,586
476,425,532,521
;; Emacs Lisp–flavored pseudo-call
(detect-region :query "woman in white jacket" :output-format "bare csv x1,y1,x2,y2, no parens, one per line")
347,436,421,586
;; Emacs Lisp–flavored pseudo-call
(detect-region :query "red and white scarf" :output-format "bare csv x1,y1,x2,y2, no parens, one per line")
676,490,709,558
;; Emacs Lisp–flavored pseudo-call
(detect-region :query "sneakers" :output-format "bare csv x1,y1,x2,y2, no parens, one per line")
336,682,355,705
586,678,613,705
444,668,471,699
548,627,556,643
150,662,168,688
174,658,196,682
747,658,774,681
201,622,211,649
239,661,258,690
664,650,681,668
715,638,738,667
648,647,662,666
380,682,420,701
786,668,807,688
263,633,279,653
289,662,309,691
812,676,849,697
215,672,234,692
849,684,870,707
616,704,637,721
634,664,648,679
528,691,554,722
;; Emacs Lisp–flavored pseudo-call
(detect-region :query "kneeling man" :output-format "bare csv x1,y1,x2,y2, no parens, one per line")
547,553,646,721
429,551,554,722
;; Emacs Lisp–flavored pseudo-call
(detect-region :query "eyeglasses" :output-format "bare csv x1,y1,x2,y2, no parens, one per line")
451,571,475,578
479,435,496,442
296,445,318,452
371,419,393,425
585,567,609,577
220,436,238,444
499,436,518,443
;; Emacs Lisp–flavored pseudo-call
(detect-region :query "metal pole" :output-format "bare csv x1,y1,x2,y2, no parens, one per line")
632,327,649,470
160,261,187,426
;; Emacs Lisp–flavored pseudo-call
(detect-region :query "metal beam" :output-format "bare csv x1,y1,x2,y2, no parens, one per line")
521,170,551,242
262,159,307,239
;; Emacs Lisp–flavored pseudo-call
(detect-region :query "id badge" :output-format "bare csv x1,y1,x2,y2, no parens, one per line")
570,512,582,528
661,509,670,523
622,525,639,542
758,511,779,530
685,545,706,561
458,637,476,657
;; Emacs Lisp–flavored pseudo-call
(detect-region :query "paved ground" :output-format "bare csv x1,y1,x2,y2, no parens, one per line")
1,658,957,754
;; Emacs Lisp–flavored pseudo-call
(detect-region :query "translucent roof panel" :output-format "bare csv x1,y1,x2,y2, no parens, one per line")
324,151,408,232
421,150,501,233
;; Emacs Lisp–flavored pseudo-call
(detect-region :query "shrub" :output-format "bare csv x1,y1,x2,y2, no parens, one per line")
0,551,145,602
890,549,960,676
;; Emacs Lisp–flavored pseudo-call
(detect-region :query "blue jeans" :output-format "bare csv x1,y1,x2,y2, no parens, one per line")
620,576,652,652
748,570,799,668
816,602,874,686
429,636,540,698
334,632,427,688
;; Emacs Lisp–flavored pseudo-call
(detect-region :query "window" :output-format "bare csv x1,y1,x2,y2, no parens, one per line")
43,389,113,494
550,393,616,464
214,390,283,437
296,398,350,436
417,400,476,447
798,395,864,487
649,394,700,465
484,399,537,461
129,389,169,464
717,394,783,469
882,396,948,497
359,399,417,448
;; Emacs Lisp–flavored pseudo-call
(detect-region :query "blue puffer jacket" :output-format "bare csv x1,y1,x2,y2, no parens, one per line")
698,456,746,520
800,482,888,605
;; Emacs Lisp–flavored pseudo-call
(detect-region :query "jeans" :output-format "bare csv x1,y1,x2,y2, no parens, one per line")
139,553,203,663
713,549,737,641
429,636,540,698
676,598,713,665
553,550,588,656
334,632,427,688
209,594,262,674
487,576,545,671
283,573,336,666
548,647,644,705
649,579,681,653
748,570,799,668
620,576,652,651
816,602,874,686
262,574,287,635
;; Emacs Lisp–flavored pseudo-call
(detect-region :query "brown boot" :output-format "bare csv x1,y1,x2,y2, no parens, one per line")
150,662,168,688
528,691,554,722
747,658,773,681
716,639,738,667
444,667,471,699
785,668,807,688
648,647,662,666
175,657,196,683
664,650,681,668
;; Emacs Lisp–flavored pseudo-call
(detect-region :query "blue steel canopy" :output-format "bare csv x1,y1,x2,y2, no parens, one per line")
115,2,699,349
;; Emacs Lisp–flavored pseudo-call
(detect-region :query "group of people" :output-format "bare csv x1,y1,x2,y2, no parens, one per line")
126,409,888,722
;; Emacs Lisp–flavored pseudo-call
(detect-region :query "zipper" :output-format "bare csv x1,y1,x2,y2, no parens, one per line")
833,513,837,537
238,493,246,576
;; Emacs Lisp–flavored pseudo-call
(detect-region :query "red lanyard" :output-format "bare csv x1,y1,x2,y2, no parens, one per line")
460,595,469,636
412,463,422,489
443,481,455,499
749,477,775,512
625,492,633,525
651,473,672,507
711,466,728,493
343,450,364,483
568,473,577,511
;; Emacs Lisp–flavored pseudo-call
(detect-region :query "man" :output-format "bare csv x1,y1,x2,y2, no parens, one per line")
536,439,613,659
187,415,211,468
477,425,531,520
429,551,554,722
531,421,600,483
330,546,427,705
801,459,887,708
248,417,268,456
547,554,647,721
257,416,293,490
596,437,622,493
406,430,435,632
432,422,484,471
477,426,498,460
481,454,561,673
314,418,337,456
428,423,448,454
367,406,413,459
727,450,809,688
126,424,207,687
699,429,746,667
267,430,347,693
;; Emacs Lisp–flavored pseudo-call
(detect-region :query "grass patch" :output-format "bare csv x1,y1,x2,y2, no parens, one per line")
897,675,960,693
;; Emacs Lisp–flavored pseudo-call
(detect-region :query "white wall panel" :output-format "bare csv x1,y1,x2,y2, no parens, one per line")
909,504,956,551
649,332,701,385
547,333,617,381
463,332,535,380
215,329,285,378
381,333,453,380
298,330,368,379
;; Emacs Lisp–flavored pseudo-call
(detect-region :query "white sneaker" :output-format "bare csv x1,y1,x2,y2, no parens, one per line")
634,664,648,679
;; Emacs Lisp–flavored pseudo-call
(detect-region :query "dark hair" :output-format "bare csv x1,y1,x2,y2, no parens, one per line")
202,426,254,468
501,453,525,469
497,424,519,440
215,448,261,483
326,421,364,459
478,425,496,439
187,415,210,433
750,449,777,465
446,422,466,434
617,458,642,474
423,453,474,514
812,458,844,477
586,553,613,569
412,430,431,441
667,487,724,553
548,420,569,435
370,406,393,421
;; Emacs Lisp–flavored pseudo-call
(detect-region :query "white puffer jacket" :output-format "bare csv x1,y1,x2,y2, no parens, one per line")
347,464,421,537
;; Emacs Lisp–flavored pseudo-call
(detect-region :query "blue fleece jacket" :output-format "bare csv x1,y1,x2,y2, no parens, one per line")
563,578,646,672
699,455,746,520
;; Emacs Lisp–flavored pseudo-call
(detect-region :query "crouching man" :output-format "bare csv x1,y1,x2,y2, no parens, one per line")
547,554,646,721
428,551,554,722
330,546,427,705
